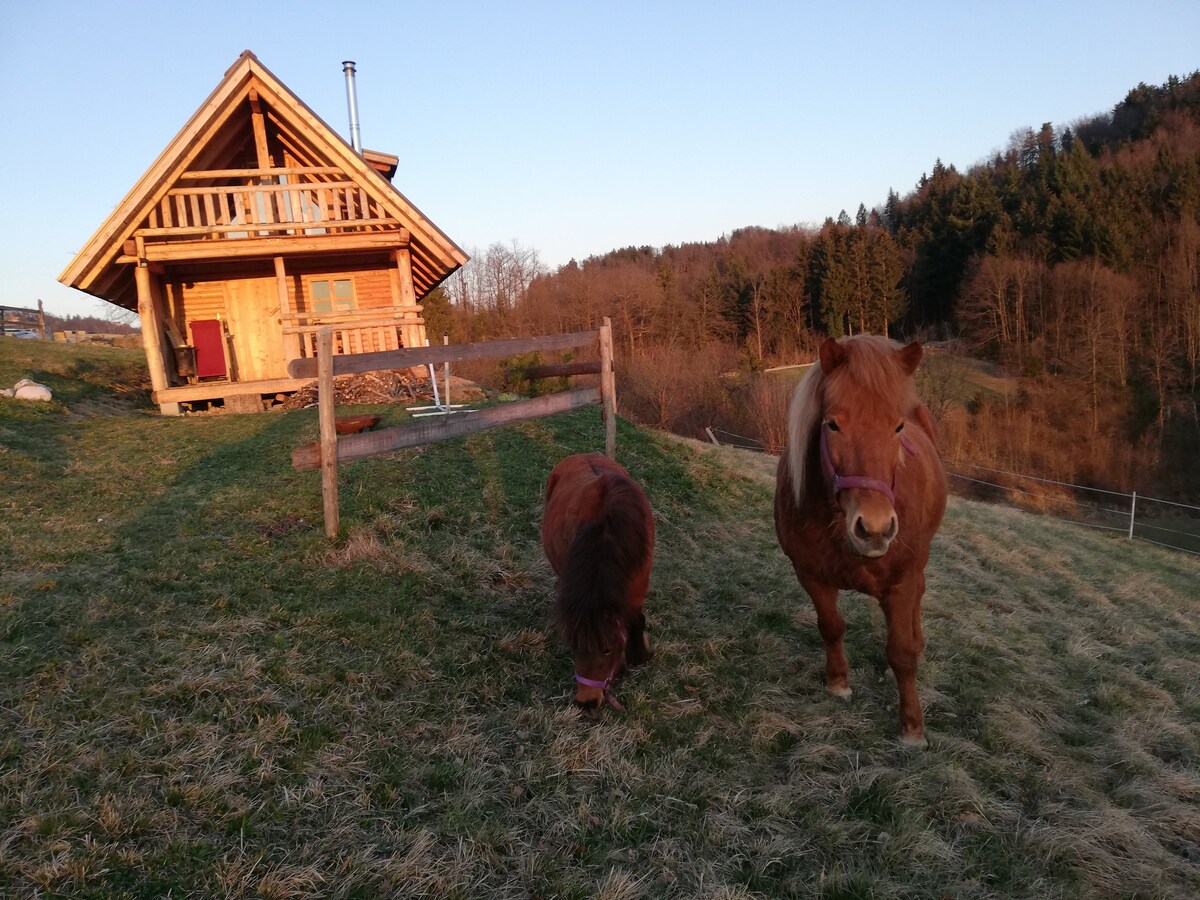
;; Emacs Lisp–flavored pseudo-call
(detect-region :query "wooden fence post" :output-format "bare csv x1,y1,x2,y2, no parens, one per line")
600,317,616,459
317,327,340,538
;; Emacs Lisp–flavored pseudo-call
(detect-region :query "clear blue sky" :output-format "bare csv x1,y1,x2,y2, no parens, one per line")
2,0,1197,319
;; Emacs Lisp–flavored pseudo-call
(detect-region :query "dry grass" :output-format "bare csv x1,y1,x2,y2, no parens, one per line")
2,344,1199,898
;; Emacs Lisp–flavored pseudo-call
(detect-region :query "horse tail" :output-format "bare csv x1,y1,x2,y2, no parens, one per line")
554,473,652,652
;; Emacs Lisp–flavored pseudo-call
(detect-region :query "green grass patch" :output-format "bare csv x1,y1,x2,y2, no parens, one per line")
2,342,1199,898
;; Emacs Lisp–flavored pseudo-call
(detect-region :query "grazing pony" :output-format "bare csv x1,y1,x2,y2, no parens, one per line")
541,453,654,709
774,335,947,746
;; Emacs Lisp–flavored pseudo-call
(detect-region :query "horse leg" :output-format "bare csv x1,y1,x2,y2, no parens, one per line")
801,576,852,699
624,608,651,667
623,568,652,668
883,580,927,747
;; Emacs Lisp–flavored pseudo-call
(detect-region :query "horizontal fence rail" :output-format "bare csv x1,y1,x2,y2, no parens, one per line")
293,387,600,471
304,324,616,537
288,330,601,380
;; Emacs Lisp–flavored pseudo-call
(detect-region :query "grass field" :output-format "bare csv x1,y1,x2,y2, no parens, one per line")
2,342,1199,899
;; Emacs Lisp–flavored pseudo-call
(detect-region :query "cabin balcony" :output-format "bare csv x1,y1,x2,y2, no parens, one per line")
127,167,406,261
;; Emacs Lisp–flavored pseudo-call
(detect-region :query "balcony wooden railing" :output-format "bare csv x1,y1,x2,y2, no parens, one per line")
281,305,425,358
136,167,397,240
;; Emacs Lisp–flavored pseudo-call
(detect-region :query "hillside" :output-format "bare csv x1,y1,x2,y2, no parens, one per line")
2,343,1198,898
0,338,152,417
446,71,1200,501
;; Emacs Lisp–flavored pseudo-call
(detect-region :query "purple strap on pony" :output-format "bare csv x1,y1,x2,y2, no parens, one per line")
820,426,918,505
574,673,625,712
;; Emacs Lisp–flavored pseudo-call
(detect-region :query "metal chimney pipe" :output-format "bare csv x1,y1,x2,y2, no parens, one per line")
342,60,362,154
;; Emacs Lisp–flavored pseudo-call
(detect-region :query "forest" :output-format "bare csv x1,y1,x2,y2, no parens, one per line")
438,73,1198,501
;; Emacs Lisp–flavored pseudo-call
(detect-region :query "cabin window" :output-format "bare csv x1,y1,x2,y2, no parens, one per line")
309,278,356,313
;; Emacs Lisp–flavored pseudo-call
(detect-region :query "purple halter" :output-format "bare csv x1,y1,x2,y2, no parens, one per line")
820,425,918,506
574,673,625,711
574,629,626,711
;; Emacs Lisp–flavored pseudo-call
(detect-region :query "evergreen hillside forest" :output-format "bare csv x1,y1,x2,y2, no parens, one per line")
429,72,1200,501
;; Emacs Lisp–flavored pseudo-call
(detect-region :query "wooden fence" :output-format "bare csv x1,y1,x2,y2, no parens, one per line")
288,320,617,537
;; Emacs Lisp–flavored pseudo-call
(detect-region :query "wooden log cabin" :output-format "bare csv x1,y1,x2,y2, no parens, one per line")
58,51,468,415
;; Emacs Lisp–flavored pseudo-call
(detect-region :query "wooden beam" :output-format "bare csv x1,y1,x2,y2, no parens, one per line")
282,305,422,323
287,330,602,379
151,375,313,403
134,259,169,395
292,387,602,471
165,180,357,197
274,256,302,362
394,247,421,348
600,318,616,458
134,216,400,239
132,231,408,263
317,328,340,538
249,91,273,172
178,166,344,180
282,317,424,334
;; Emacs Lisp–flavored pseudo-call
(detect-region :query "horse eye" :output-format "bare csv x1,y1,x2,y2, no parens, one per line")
896,422,905,433
826,420,840,432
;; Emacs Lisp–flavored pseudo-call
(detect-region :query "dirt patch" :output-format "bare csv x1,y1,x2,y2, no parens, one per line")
66,395,156,418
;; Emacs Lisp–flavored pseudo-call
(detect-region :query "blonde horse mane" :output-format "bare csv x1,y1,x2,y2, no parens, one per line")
785,361,826,506
785,335,918,505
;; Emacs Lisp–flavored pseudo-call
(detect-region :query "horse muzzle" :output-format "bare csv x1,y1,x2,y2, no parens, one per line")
574,672,624,711
846,507,899,558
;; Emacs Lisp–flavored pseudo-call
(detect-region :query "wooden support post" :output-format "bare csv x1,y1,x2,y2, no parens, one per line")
134,253,170,399
274,256,302,361
600,317,616,459
317,327,340,538
386,254,404,352
395,247,425,351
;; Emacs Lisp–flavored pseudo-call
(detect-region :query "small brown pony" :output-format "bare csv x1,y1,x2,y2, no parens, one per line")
541,453,654,709
775,335,947,746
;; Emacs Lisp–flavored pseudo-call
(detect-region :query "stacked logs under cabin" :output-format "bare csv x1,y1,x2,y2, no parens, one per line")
279,371,422,409
57,51,468,416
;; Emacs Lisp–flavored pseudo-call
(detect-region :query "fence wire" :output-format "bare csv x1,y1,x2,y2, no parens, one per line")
704,425,1200,556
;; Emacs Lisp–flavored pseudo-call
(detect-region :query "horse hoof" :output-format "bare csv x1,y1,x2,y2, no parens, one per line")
899,732,928,749
827,684,853,700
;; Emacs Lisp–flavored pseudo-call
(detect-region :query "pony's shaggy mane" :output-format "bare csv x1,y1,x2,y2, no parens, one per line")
554,475,651,655
785,335,919,505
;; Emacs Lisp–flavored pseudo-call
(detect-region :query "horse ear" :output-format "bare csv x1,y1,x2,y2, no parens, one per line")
818,338,847,374
898,341,923,375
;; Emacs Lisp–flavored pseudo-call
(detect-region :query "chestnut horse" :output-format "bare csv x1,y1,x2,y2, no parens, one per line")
774,335,947,746
541,453,654,709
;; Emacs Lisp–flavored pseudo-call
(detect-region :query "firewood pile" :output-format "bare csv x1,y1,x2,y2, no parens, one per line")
280,371,428,409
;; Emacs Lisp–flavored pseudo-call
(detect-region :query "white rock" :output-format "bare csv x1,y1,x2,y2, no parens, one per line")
12,379,53,401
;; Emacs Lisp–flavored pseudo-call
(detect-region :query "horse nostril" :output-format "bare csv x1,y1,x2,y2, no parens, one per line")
885,516,898,540
853,517,871,541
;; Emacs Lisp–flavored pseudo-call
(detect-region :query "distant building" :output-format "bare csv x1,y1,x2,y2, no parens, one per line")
1,304,45,339
59,51,467,415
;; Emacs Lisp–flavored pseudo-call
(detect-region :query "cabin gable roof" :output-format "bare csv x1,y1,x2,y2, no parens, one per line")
59,51,466,309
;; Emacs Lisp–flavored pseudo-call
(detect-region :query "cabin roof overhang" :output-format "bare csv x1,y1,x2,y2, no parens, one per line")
58,51,466,311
